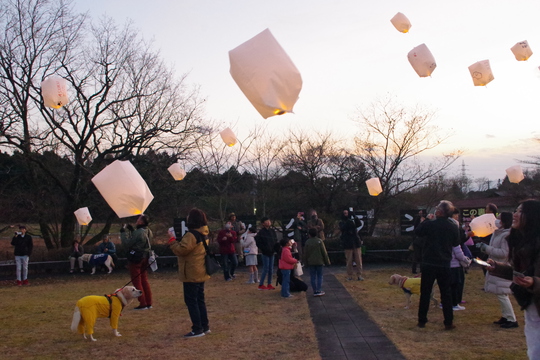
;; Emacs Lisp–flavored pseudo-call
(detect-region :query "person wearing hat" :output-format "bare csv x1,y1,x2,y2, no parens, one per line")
11,225,33,286
228,213,246,262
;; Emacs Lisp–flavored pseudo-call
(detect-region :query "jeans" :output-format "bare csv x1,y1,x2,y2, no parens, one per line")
129,258,152,307
259,255,274,286
15,255,29,281
221,253,238,280
281,269,291,297
310,265,323,294
183,282,209,333
419,264,453,326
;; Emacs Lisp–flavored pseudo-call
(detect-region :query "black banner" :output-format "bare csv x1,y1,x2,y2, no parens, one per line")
400,209,426,236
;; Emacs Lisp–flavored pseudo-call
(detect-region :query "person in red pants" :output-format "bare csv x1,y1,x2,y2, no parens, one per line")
121,214,153,310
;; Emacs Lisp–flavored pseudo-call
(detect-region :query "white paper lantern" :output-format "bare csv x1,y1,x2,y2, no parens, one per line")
390,12,411,33
506,165,525,184
407,44,437,77
229,28,303,119
468,60,494,86
74,207,92,226
91,160,154,218
510,40,533,61
41,76,69,109
168,163,186,181
365,177,383,196
220,127,237,147
469,213,497,237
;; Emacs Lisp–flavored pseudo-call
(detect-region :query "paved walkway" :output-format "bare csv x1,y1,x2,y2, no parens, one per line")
305,272,406,360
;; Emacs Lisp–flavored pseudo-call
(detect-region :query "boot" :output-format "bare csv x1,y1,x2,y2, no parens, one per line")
246,273,255,284
254,270,259,283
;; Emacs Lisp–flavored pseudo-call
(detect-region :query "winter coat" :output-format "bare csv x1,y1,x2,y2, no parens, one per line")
482,228,512,295
302,236,330,266
279,246,298,270
170,226,211,283
255,227,278,256
98,241,116,255
121,225,152,256
11,234,33,256
415,217,460,267
241,233,258,255
450,245,468,268
339,218,361,249
307,217,325,240
217,229,237,255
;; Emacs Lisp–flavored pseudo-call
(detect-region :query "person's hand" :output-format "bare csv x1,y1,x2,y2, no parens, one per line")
467,231,475,238
222,236,227,241
126,224,134,232
485,259,496,272
104,248,108,252
514,276,534,288
475,242,487,251
427,214,435,220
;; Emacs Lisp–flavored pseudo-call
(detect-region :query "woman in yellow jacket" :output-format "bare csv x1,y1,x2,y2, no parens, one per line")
169,208,211,338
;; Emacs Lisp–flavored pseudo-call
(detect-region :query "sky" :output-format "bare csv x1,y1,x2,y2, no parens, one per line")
74,0,540,186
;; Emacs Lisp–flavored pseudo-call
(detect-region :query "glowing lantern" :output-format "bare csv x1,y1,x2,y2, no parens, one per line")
407,44,437,77
365,177,383,196
91,160,154,219
506,165,525,184
74,207,92,226
390,12,411,33
470,213,497,237
220,127,237,147
510,40,533,61
229,28,302,119
468,60,494,86
41,76,69,109
168,163,186,181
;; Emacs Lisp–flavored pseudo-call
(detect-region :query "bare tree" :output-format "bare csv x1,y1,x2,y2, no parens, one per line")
354,96,461,235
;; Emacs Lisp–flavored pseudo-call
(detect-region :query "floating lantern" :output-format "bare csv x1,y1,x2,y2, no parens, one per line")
470,213,497,237
91,160,154,218
407,44,437,77
74,207,92,226
510,40,533,61
229,28,302,119
168,163,186,181
220,127,237,147
468,60,494,86
366,177,383,196
390,12,411,33
41,76,69,109
506,165,525,184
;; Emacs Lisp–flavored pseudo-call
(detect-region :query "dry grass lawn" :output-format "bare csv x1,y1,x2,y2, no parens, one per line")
339,264,528,360
0,270,319,360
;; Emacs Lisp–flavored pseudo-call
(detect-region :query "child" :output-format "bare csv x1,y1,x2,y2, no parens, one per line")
241,226,259,284
278,238,297,298
303,228,331,296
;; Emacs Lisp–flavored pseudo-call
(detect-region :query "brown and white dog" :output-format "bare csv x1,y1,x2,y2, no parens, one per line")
388,274,438,309
71,286,142,341
80,253,115,275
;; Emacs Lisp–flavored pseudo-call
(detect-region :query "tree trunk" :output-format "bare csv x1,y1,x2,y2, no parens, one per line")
84,212,116,246
39,221,55,250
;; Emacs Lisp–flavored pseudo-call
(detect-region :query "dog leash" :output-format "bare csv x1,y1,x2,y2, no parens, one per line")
114,256,158,294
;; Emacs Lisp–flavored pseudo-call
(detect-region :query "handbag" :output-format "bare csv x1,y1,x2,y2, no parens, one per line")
294,262,303,277
510,282,533,310
126,249,144,264
201,238,221,275
149,250,158,272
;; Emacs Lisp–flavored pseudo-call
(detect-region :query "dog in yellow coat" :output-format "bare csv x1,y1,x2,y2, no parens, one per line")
388,274,438,309
71,286,142,341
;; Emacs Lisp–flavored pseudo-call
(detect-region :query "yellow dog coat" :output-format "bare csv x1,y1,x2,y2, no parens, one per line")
76,295,123,335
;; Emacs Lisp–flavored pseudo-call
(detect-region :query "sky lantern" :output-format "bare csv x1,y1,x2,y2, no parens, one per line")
74,207,92,226
168,163,186,181
91,160,154,219
468,60,494,86
470,213,497,237
506,165,525,184
41,76,69,109
229,28,303,119
390,12,411,33
407,44,436,77
365,177,383,196
510,40,533,61
220,127,237,147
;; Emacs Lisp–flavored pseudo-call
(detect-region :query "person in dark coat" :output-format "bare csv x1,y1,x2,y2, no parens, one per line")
339,209,363,281
255,217,278,290
11,225,33,286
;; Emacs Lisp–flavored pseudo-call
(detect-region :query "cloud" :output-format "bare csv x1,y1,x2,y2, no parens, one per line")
485,134,495,139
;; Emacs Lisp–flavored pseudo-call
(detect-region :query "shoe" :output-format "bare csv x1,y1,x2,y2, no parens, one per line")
452,305,466,311
22,279,29,286
183,331,205,338
346,277,353,281
417,322,426,328
16,280,22,286
69,269,74,274
146,305,153,309
313,292,320,297
258,285,268,290
203,329,211,335
282,295,294,298
493,317,509,325
500,321,519,329
225,278,232,282
266,284,276,290
80,269,84,273
133,305,148,310
318,291,325,296
357,276,364,281
444,324,456,331
231,274,236,279
246,280,255,284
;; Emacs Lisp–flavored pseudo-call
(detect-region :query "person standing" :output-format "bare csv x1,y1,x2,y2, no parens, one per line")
241,226,259,284
415,200,460,330
11,225,33,286
121,214,153,310
217,222,238,281
292,212,308,260
228,213,246,263
339,209,363,281
307,210,325,240
255,217,278,290
278,238,298,298
303,228,331,296
169,208,211,338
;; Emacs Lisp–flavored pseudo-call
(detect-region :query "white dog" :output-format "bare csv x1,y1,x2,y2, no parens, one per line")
388,274,438,309
71,286,142,341
80,253,115,275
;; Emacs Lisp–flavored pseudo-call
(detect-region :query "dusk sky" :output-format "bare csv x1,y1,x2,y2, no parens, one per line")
75,0,540,185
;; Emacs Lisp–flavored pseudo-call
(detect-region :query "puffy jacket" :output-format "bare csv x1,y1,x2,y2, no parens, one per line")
121,226,152,256
482,228,512,295
279,246,297,270
450,245,468,268
11,234,33,256
217,229,237,255
255,227,278,256
303,236,330,266
241,233,258,255
170,226,211,283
